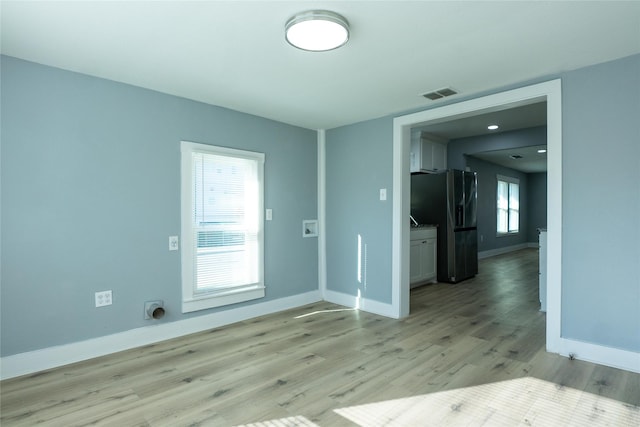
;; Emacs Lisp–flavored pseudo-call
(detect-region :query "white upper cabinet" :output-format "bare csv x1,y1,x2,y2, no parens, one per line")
410,132,447,173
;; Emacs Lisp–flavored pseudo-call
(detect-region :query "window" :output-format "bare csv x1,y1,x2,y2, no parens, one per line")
497,175,519,234
181,141,265,313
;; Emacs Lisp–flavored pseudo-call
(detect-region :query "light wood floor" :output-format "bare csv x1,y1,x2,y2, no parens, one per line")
2,249,639,426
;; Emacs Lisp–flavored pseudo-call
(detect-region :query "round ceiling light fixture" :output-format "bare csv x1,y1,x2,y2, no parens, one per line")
285,10,350,52
487,124,499,130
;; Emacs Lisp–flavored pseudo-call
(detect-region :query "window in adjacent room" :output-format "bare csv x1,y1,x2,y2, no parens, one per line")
181,141,265,313
497,175,519,235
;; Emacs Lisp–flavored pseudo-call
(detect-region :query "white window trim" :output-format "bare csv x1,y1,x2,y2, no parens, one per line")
496,174,520,236
180,141,265,313
497,174,519,185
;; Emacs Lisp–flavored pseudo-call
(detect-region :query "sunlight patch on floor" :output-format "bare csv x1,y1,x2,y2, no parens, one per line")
294,308,357,319
333,377,639,426
234,415,319,427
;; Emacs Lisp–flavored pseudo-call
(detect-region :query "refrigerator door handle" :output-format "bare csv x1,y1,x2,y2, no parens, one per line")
456,205,464,227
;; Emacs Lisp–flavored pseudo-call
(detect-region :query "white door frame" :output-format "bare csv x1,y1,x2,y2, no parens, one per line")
391,80,563,353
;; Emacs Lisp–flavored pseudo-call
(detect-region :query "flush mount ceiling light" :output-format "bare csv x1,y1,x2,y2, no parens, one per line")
285,10,350,51
537,149,547,153
487,124,499,130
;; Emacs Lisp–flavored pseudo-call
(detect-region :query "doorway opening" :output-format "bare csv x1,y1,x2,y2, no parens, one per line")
390,80,562,354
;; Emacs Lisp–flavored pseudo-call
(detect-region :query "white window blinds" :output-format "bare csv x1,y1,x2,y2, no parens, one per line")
497,175,519,234
181,142,264,312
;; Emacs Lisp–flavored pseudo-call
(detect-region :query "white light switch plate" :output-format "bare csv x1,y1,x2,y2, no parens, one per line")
379,188,387,201
266,209,272,221
169,235,179,251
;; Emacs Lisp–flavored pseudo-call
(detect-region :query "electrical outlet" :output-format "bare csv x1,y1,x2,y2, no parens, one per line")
95,290,112,307
266,209,272,221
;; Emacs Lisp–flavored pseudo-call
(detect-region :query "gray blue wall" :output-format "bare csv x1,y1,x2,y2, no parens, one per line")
325,54,639,352
2,52,639,360
561,54,639,351
446,126,548,252
325,118,393,304
0,56,318,357
527,173,547,242
464,157,530,252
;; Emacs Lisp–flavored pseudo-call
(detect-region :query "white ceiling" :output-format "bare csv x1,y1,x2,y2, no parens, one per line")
469,144,548,174
1,1,639,130
416,102,548,173
414,102,547,140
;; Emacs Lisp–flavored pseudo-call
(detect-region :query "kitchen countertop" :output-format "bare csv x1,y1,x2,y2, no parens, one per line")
410,226,437,240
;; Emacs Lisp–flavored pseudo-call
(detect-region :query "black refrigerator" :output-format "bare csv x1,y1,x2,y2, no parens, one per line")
411,169,478,283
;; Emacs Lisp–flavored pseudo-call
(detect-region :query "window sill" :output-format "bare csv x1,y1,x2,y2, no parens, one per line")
496,232,519,238
182,285,265,313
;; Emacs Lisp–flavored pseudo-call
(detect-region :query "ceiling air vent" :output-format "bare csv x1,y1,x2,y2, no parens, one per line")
510,154,523,159
422,87,458,100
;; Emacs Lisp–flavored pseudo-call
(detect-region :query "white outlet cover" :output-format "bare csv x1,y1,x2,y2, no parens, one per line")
95,290,113,307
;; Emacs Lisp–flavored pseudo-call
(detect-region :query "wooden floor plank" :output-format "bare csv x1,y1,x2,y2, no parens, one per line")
2,249,638,426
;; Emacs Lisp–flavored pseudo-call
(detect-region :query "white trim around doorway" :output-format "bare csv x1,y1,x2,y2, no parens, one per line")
391,80,563,347
391,80,639,373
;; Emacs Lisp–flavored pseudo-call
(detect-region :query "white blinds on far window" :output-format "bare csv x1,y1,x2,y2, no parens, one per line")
497,180,509,233
192,152,259,293
497,175,520,234
508,182,519,233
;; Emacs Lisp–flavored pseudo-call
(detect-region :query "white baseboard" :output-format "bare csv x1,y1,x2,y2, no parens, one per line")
478,243,535,259
552,337,640,374
0,290,322,380
4,286,638,379
324,289,396,318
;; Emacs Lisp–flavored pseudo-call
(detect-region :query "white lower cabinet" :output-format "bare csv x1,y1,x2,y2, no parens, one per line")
410,227,437,287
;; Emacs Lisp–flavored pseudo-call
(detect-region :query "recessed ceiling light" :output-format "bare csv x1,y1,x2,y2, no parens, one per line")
285,10,350,52
537,149,547,153
487,124,499,130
